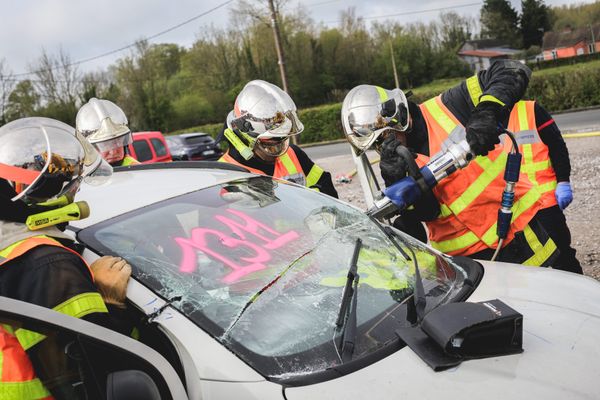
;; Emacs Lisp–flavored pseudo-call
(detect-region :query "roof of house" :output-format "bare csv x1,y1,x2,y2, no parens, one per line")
460,39,509,50
543,25,600,50
458,47,521,58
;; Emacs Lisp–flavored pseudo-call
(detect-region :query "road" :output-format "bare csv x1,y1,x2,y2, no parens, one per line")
304,108,600,160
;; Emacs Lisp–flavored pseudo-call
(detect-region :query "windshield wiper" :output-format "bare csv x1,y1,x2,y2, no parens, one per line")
335,238,362,363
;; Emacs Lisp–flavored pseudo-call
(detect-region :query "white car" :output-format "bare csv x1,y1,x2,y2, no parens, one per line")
9,162,598,399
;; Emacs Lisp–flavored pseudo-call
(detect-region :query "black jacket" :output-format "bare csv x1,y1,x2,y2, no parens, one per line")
0,242,133,397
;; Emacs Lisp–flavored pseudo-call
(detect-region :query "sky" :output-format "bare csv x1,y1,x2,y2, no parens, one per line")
0,0,595,78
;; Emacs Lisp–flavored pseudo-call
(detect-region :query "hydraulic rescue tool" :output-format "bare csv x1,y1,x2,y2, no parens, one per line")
367,129,521,261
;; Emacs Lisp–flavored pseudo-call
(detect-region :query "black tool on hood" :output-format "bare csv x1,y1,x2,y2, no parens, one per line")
396,299,523,371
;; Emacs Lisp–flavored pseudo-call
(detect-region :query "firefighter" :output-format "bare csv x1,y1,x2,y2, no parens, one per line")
76,97,139,167
218,80,338,198
342,60,562,268
0,117,133,398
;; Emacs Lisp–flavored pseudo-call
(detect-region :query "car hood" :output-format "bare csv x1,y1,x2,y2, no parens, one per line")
285,261,600,400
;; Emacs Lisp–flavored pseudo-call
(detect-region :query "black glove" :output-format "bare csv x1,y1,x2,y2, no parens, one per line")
380,134,410,186
466,101,506,156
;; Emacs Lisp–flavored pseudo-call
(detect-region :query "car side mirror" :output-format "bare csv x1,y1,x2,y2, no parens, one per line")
107,370,161,400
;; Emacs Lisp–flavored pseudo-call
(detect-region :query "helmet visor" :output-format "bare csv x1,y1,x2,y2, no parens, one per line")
230,110,303,139
256,137,290,157
92,133,133,153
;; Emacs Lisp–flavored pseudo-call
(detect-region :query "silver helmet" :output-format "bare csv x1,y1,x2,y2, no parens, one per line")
341,85,410,154
226,80,303,158
0,117,112,205
76,98,132,155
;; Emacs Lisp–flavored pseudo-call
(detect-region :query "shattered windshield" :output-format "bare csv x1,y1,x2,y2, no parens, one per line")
80,176,467,383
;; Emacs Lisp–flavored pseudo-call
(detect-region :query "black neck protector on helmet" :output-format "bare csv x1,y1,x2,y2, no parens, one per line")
0,179,60,224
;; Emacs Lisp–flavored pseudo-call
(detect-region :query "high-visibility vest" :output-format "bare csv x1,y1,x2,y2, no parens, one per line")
506,100,558,209
0,235,108,400
120,155,140,166
417,95,543,256
219,146,325,189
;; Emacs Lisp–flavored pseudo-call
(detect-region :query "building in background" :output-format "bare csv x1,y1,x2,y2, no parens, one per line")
458,39,521,72
542,25,600,60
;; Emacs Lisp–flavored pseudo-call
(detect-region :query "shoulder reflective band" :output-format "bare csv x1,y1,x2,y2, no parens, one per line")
306,164,324,188
479,95,506,107
0,378,51,400
466,75,483,107
522,224,557,266
0,163,40,185
15,292,108,351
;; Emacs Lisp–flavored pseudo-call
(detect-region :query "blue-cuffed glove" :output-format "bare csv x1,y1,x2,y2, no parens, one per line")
555,181,573,210
383,176,422,210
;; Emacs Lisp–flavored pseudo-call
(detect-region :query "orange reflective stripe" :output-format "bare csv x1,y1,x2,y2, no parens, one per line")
219,152,264,175
0,163,40,185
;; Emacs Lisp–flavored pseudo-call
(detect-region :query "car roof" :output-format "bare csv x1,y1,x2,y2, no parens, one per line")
178,132,212,138
72,163,252,229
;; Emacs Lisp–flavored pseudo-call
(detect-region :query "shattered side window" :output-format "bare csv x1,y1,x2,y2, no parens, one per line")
81,176,466,383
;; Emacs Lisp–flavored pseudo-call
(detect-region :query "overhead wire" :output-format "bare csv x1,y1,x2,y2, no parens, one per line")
11,0,234,78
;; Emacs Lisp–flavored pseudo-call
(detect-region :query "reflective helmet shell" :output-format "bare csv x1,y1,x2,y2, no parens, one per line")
341,85,410,154
226,80,304,140
76,98,132,151
0,117,111,205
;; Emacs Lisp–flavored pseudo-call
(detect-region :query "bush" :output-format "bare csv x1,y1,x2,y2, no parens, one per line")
173,60,600,144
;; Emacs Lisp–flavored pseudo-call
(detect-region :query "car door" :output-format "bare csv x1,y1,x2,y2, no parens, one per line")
0,296,188,400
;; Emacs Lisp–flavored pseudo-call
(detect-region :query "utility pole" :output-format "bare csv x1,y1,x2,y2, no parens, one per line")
267,0,296,143
389,40,400,89
590,24,597,54
268,0,289,93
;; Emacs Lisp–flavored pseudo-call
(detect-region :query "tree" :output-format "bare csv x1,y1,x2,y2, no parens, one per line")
31,48,80,124
5,80,39,121
521,0,551,48
0,59,15,125
437,12,474,51
480,0,521,48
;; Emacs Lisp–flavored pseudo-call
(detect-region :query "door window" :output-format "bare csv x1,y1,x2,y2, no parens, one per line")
133,139,154,162
151,137,168,157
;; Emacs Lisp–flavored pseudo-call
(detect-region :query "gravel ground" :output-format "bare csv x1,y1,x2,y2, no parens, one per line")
315,136,600,279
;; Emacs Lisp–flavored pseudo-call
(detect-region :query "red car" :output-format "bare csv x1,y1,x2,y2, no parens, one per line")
128,131,172,164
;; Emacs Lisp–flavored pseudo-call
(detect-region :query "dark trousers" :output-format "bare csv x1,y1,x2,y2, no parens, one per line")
536,205,583,274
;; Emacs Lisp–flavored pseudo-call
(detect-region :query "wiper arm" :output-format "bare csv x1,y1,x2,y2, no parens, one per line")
335,238,362,362
383,226,427,323
367,214,410,261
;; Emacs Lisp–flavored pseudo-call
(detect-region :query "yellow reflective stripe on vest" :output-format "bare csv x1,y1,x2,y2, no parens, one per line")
423,98,456,134
522,225,557,266
16,292,108,351
517,101,530,130
279,153,300,176
439,204,452,218
466,75,483,107
306,164,324,188
446,153,507,216
480,185,542,246
121,156,138,166
433,185,542,253
537,180,557,194
430,231,480,254
0,378,51,400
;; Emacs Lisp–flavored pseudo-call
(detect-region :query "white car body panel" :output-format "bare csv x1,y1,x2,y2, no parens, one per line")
286,261,600,400
72,167,600,399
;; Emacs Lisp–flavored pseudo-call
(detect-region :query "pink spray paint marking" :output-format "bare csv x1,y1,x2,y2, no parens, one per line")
175,208,300,283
